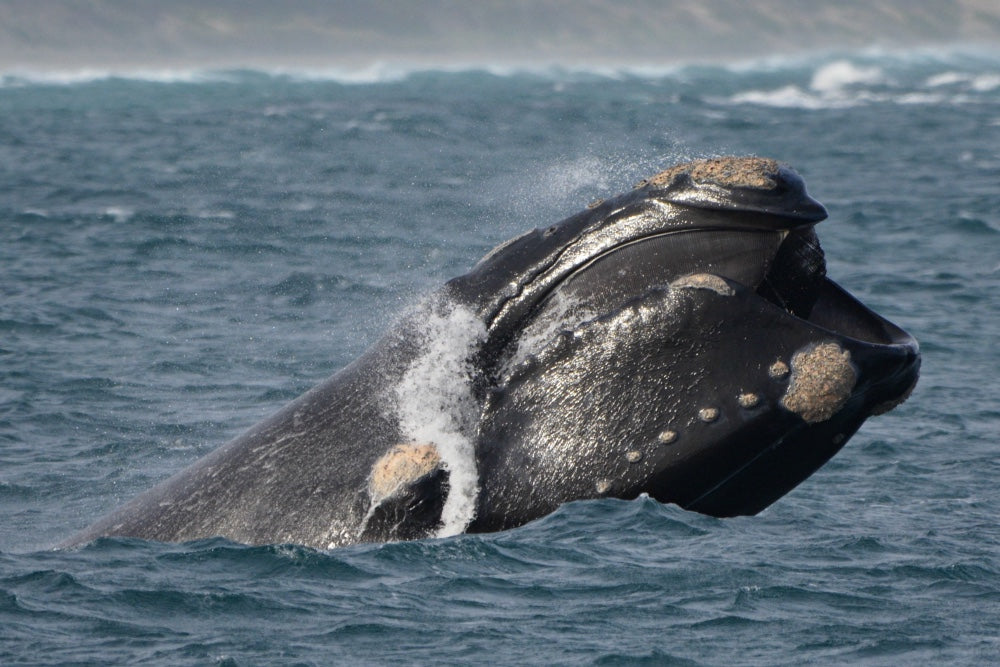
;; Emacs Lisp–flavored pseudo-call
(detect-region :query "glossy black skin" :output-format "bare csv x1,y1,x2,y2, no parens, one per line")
468,276,918,532
63,164,919,549
63,329,432,548
449,166,829,366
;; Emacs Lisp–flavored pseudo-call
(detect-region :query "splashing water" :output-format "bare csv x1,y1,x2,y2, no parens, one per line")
501,292,596,377
393,299,486,537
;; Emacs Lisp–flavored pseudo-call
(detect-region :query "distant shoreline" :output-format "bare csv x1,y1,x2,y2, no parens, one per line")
2,0,999,72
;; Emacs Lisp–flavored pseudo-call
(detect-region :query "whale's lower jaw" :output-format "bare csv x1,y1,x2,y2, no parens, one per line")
680,388,902,518
682,279,920,518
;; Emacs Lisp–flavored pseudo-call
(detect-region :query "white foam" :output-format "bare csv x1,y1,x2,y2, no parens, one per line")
393,300,486,537
971,74,1000,92
1,46,998,88
894,92,948,106
0,61,681,88
810,60,884,92
102,206,134,223
926,71,969,87
921,70,1000,95
194,209,236,220
729,85,831,110
727,59,892,109
503,292,595,375
263,62,411,84
0,67,232,87
276,61,687,83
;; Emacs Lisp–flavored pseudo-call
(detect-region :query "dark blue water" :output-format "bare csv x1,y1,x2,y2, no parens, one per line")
2,50,999,664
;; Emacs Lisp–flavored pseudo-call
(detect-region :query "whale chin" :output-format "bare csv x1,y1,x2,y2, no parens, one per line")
682,276,920,517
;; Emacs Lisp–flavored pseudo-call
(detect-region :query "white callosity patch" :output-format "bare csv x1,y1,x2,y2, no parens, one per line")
670,273,735,297
393,300,486,537
368,443,442,503
781,342,857,424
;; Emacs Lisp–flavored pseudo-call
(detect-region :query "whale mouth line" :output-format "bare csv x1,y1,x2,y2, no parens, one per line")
524,224,800,331
522,222,917,362
530,226,785,319
798,278,917,349
564,226,782,283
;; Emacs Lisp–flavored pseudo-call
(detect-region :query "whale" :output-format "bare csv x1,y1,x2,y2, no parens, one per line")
63,157,920,549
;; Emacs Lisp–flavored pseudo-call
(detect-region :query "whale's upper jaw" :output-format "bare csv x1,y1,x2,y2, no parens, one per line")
452,157,830,372
643,156,828,224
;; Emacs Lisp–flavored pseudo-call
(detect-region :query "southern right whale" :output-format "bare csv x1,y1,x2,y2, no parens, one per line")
63,157,920,549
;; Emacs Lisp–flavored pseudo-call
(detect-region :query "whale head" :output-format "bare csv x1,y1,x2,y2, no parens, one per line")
448,157,920,532
58,156,921,550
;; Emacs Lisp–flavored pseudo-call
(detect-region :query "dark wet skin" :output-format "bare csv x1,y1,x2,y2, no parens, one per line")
63,157,919,549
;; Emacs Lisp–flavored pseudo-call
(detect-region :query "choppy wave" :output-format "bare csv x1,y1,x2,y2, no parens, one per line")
0,62,692,88
722,52,1000,109
3,49,998,118
0,62,672,87
0,67,235,87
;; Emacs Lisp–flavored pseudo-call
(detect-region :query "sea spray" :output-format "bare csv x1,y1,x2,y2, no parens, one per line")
393,298,486,537
501,292,596,377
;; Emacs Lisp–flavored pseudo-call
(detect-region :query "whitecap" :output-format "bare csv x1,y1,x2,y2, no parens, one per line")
726,58,895,109
729,85,830,110
924,71,1000,93
195,210,236,220
810,60,884,93
0,67,234,87
102,206,134,223
925,71,969,87
971,74,1000,92
263,62,411,84
894,92,948,105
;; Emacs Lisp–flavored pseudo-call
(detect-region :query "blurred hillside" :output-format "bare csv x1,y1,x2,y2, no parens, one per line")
1,0,998,70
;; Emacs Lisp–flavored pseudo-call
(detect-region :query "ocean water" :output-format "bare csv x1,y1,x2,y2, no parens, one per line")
2,48,999,664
